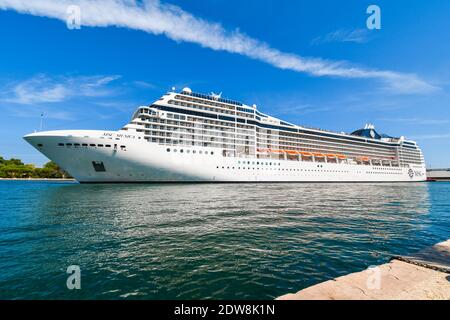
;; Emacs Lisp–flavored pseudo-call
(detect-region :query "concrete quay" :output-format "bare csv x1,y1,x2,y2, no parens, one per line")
277,240,450,300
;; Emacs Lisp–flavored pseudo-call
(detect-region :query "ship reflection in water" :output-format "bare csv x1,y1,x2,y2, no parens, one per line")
1,181,449,299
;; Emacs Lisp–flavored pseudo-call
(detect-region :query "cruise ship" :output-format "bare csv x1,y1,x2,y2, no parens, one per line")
24,88,427,183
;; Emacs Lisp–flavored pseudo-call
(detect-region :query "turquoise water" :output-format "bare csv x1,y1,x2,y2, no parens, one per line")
0,181,449,299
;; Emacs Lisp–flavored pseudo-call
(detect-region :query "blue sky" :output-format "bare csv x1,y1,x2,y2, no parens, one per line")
0,0,449,167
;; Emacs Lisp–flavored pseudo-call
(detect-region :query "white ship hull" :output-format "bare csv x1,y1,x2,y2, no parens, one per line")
24,130,427,183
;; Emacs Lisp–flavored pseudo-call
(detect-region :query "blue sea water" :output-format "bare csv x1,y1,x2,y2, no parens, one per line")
0,181,449,299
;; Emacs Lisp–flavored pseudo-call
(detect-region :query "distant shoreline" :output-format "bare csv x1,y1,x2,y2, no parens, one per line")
0,178,76,182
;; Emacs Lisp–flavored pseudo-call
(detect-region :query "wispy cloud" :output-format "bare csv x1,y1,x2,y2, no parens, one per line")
9,107,75,120
409,133,450,140
1,74,121,104
274,103,331,116
312,28,372,45
133,80,157,89
378,118,450,125
0,0,438,94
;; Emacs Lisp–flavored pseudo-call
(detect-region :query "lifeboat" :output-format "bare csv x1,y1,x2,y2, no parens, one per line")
285,150,300,155
269,149,285,154
336,154,347,160
313,153,325,158
326,154,337,158
300,152,313,157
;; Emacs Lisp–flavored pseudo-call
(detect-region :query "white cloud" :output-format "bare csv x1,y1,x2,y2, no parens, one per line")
133,80,157,89
0,0,439,94
379,118,450,125
1,74,121,104
312,29,371,45
409,133,450,140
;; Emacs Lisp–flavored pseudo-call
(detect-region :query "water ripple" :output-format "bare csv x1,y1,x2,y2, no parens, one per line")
0,181,449,299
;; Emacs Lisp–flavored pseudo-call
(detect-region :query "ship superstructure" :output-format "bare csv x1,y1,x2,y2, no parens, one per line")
24,88,426,182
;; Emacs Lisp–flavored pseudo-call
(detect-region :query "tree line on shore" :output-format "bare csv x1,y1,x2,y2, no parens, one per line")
0,156,71,179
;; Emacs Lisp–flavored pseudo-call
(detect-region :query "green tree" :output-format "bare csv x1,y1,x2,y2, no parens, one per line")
6,158,24,166
0,156,71,179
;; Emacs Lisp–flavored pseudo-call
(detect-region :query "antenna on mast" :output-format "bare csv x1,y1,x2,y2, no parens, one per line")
39,112,44,131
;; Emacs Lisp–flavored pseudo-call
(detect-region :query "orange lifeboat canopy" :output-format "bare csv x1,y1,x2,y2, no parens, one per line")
313,153,325,158
269,149,285,154
300,152,313,157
